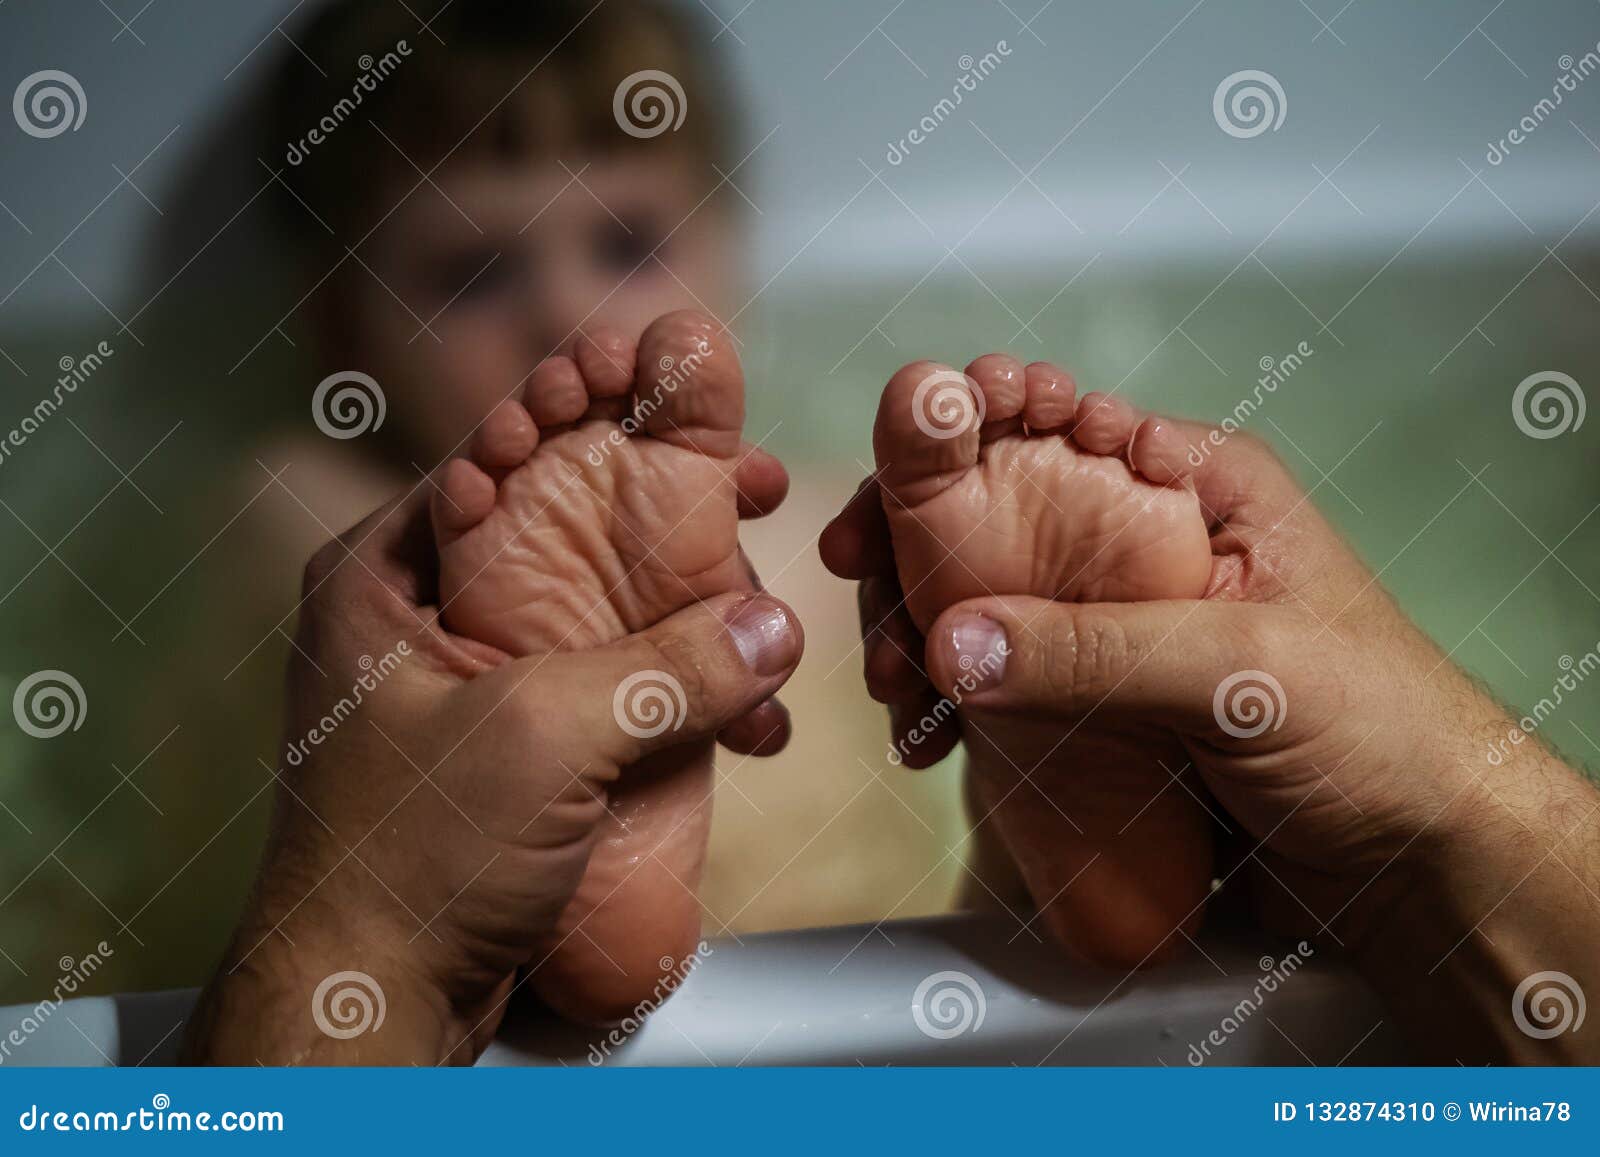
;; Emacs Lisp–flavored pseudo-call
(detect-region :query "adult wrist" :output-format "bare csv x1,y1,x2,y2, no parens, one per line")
1349,733,1600,1062
181,855,478,1065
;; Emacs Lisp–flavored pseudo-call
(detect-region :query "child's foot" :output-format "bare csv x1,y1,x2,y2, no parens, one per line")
873,356,1216,968
432,310,749,1022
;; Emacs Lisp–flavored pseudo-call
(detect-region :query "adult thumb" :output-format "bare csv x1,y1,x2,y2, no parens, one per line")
543,592,804,766
921,595,1301,737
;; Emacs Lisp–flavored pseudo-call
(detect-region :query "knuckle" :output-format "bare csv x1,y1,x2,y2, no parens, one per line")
644,631,714,720
1224,606,1297,671
299,540,346,601
300,536,393,634
1041,610,1130,706
1234,431,1290,476
1212,607,1319,712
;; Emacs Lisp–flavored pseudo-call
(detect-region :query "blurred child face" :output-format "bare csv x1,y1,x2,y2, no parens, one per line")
344,152,733,463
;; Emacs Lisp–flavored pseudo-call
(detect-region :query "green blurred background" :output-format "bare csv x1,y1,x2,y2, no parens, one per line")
4,0,1600,1003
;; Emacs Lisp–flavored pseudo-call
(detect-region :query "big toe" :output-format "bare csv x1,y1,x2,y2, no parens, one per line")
634,310,744,459
873,360,982,509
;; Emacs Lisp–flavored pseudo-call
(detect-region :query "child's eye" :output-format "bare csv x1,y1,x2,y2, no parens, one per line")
595,219,666,273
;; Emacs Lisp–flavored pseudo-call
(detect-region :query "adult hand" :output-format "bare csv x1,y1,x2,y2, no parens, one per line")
826,426,1599,1063
182,490,802,1065
720,441,796,757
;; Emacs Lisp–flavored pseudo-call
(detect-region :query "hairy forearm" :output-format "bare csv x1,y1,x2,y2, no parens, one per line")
181,944,458,1065
1354,726,1600,1063
179,867,481,1066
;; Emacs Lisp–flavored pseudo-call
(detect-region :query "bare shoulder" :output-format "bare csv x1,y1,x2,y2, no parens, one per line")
242,433,407,590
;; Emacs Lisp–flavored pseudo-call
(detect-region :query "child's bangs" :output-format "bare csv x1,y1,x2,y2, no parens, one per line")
274,0,731,241
384,42,711,174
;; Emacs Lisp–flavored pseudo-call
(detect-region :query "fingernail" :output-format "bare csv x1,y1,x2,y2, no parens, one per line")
724,597,797,676
946,615,1008,693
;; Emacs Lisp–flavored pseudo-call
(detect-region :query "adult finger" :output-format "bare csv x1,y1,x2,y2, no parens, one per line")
530,592,805,767
860,575,929,703
734,444,790,519
921,595,1304,736
716,697,792,757
820,476,895,580
305,488,435,607
888,691,962,769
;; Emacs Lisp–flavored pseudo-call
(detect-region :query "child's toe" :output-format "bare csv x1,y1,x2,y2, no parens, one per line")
573,328,636,396
574,327,637,423
873,360,983,508
1022,361,1077,431
1072,391,1138,455
635,310,744,457
1128,416,1194,486
525,356,589,428
471,399,538,472
965,353,1027,440
431,458,497,544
